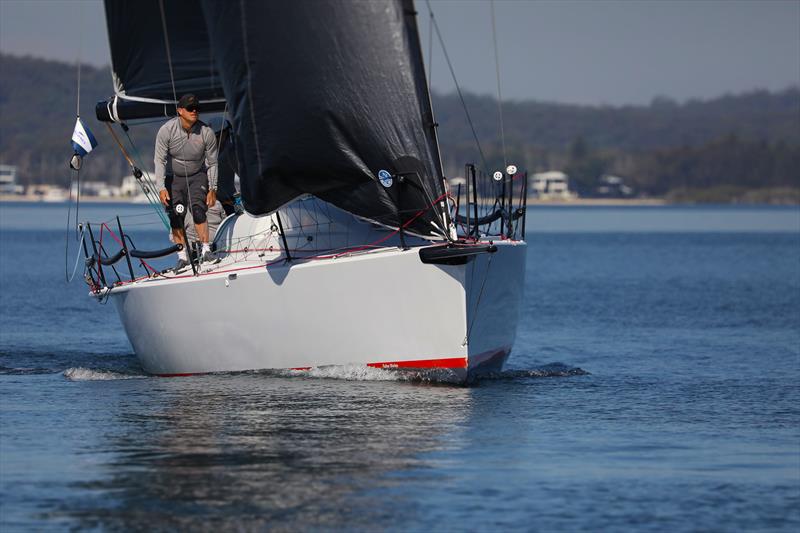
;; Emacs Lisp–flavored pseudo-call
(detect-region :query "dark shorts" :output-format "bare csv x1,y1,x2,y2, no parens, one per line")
165,172,208,229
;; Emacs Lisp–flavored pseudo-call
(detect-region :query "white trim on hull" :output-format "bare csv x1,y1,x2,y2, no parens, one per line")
106,240,526,383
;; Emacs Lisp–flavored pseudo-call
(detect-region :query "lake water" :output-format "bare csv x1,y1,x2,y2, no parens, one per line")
1,202,799,531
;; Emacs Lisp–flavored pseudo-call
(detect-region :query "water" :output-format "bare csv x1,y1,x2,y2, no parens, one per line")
1,203,799,531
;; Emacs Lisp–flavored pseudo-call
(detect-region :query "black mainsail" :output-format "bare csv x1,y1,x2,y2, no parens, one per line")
99,0,449,238
103,0,224,105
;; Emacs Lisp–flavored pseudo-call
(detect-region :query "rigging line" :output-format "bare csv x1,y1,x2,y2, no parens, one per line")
75,0,82,116
490,0,507,169
64,168,81,282
119,128,156,188
120,145,159,199
156,0,190,202
320,200,334,248
425,0,489,173
158,0,179,108
65,225,87,283
119,126,171,228
66,2,85,281
123,206,176,217
115,117,177,126
106,123,170,229
159,0,204,264
308,197,321,250
427,8,434,97
75,166,81,235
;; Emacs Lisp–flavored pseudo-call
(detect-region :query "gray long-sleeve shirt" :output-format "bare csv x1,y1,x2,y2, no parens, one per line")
154,117,218,191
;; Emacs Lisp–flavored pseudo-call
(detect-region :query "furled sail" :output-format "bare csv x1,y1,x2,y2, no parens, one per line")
201,0,449,237
98,0,225,121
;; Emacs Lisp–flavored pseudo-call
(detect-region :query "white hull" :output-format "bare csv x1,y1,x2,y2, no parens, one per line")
103,204,526,382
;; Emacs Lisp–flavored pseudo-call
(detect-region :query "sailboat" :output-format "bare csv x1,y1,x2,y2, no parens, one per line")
84,0,527,382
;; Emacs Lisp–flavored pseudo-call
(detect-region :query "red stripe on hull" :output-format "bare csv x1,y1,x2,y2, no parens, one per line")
367,356,468,370
154,352,507,378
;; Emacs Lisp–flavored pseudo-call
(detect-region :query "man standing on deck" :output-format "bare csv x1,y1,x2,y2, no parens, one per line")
156,93,218,270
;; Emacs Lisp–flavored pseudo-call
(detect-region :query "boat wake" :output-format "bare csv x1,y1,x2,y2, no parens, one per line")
2,353,587,384
270,362,588,385
63,367,148,381
0,350,144,379
280,365,411,381
277,365,465,384
58,362,589,383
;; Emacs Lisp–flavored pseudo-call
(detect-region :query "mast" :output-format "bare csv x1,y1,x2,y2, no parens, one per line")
403,0,452,236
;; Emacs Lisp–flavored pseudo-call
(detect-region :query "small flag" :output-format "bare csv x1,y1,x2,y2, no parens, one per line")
71,117,98,156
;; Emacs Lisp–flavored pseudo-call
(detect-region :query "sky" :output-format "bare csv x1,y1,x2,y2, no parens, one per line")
1,0,798,106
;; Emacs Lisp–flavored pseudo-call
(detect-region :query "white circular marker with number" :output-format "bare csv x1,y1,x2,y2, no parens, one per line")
175,204,185,214
506,164,518,175
378,169,393,188
493,171,503,181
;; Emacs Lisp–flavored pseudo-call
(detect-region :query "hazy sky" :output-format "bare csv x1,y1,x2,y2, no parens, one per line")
1,0,798,106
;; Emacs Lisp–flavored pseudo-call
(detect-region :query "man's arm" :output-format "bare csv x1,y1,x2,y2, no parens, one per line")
203,127,219,191
154,125,170,193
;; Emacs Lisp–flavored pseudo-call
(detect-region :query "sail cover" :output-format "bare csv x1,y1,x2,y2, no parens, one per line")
201,0,448,237
104,0,224,103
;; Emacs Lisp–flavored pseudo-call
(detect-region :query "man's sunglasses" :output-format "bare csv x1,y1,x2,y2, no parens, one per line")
184,105,199,113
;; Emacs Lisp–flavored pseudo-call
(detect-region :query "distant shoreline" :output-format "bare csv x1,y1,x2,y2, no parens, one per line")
3,195,799,206
0,195,669,206
0,195,147,204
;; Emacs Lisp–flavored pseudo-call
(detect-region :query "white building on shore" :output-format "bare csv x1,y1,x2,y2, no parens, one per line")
0,165,24,195
531,171,577,200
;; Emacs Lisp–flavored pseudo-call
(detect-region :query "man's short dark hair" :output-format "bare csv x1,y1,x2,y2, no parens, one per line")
177,94,198,109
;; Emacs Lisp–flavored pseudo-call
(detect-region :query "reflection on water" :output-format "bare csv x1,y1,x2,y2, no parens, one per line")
49,375,470,529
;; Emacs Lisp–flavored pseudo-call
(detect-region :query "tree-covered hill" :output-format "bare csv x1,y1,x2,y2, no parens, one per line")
1,53,798,199
434,88,800,196
0,54,137,186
